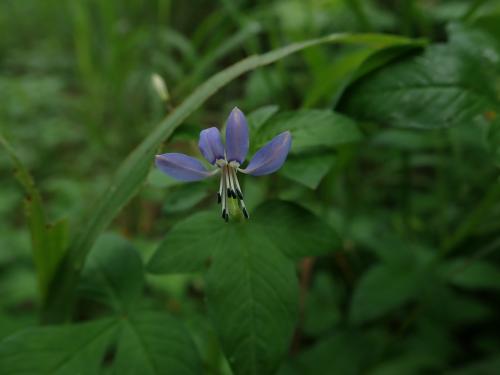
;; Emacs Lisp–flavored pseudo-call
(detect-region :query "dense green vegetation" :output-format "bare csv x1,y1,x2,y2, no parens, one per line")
1,0,500,374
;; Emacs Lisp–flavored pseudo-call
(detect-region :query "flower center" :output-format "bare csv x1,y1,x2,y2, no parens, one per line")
216,158,249,221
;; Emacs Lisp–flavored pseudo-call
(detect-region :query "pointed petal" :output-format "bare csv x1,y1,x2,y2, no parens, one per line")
155,153,212,181
225,107,249,164
240,131,292,176
199,127,224,164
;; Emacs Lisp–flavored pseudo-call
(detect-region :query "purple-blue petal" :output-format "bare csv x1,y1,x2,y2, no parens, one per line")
155,153,212,181
199,127,224,164
240,131,292,176
225,107,249,164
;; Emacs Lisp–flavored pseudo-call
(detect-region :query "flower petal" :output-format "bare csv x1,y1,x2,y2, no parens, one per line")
225,107,249,164
155,153,213,181
198,127,225,164
240,131,292,176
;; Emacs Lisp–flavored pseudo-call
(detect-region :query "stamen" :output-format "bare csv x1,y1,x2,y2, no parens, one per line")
221,168,228,221
217,173,223,204
238,198,250,219
230,167,244,200
224,165,234,199
228,166,238,200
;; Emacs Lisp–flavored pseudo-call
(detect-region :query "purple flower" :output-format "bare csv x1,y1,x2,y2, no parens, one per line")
155,107,292,221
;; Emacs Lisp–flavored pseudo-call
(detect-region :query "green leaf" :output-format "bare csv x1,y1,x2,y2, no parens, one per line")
0,318,117,375
257,110,361,154
0,134,68,300
147,201,339,373
147,201,340,275
44,32,421,322
0,312,203,375
114,311,202,375
279,153,336,189
440,259,500,290
80,233,144,313
254,201,340,260
162,183,210,214
350,264,423,324
247,105,280,132
147,212,223,274
341,27,500,129
304,36,425,107
206,222,299,375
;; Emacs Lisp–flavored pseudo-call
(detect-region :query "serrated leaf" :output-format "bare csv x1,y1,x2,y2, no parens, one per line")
206,223,299,375
305,36,425,107
0,318,117,375
114,311,202,375
257,110,361,154
340,28,500,129
147,201,339,373
80,233,144,313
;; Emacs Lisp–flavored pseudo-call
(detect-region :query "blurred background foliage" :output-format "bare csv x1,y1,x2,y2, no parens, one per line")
1,0,500,374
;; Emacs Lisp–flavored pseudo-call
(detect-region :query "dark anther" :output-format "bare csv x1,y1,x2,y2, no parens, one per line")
236,189,244,200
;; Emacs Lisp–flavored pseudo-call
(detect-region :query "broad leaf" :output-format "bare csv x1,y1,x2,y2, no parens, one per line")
113,311,202,375
147,201,339,373
147,201,340,274
340,27,500,129
257,110,361,154
247,105,280,132
279,153,336,189
206,222,299,375
254,201,340,260
147,212,223,274
304,36,425,107
0,318,117,375
80,233,144,313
